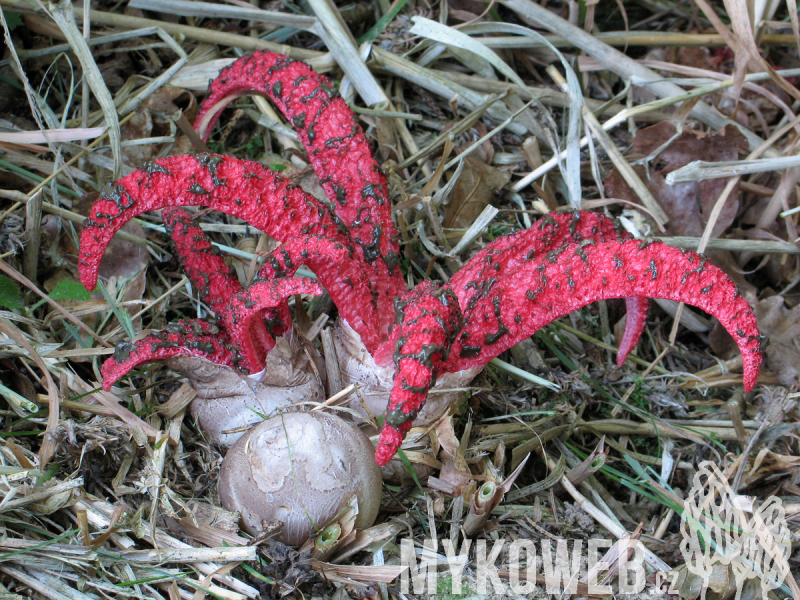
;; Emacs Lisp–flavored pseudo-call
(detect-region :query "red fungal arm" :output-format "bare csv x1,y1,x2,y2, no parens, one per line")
79,154,340,292
374,283,463,465
257,233,402,354
376,238,763,465
222,278,322,371
451,239,762,391
79,153,401,346
618,297,649,366
100,319,236,390
103,279,321,382
162,208,243,313
195,51,404,296
449,210,649,365
162,207,280,367
449,211,627,297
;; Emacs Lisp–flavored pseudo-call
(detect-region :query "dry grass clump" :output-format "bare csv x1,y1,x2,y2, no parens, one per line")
0,0,797,598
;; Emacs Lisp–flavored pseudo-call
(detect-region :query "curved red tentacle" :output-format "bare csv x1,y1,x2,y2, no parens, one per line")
161,208,243,313
256,233,404,353
79,154,401,350
375,238,763,464
619,297,650,366
195,51,403,285
79,154,339,292
449,211,626,298
449,239,762,391
100,319,236,390
162,207,282,369
373,283,463,466
222,278,323,371
449,210,649,364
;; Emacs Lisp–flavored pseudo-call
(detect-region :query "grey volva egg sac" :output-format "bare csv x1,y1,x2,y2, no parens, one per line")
172,334,325,447
333,320,477,483
334,319,480,426
219,411,382,546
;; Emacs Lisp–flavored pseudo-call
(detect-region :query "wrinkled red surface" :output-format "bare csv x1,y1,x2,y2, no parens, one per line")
80,52,766,467
449,211,627,294
97,206,323,380
450,239,762,390
101,319,236,389
374,282,463,465
162,208,244,314
375,222,764,464
375,427,404,466
195,51,404,297
604,122,748,238
449,210,649,365
162,208,278,369
79,153,400,352
258,233,400,353
223,278,322,368
79,154,338,292
101,275,321,383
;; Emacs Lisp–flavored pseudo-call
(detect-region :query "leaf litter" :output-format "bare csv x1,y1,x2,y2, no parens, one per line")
0,1,798,599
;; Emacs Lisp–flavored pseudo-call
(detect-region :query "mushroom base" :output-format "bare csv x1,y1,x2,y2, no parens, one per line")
333,319,480,427
219,411,382,546
173,334,325,447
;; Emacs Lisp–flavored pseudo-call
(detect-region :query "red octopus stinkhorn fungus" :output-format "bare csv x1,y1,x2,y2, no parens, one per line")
80,50,763,468
98,206,325,446
100,207,323,381
189,50,657,429
194,50,406,349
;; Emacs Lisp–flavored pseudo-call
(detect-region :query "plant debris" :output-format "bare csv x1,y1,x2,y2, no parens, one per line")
0,1,799,599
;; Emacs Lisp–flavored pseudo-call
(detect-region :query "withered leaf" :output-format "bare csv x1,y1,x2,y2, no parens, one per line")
753,295,800,386
443,155,510,229
605,121,747,237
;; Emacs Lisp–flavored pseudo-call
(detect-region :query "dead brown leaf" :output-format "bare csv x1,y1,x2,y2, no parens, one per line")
605,121,747,237
41,193,149,342
753,296,800,386
443,155,510,229
121,87,196,165
427,416,474,496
